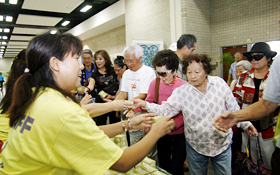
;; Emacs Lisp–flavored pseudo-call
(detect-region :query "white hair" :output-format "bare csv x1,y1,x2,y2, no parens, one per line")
123,45,143,59
236,60,252,71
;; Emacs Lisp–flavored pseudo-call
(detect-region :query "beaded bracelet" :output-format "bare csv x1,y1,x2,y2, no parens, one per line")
128,118,132,130
121,120,127,132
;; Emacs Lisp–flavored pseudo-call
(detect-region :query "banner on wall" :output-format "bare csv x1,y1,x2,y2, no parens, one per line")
132,39,164,68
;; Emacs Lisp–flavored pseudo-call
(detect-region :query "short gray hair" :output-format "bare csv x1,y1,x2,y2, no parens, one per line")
236,60,252,71
123,45,143,59
82,49,93,57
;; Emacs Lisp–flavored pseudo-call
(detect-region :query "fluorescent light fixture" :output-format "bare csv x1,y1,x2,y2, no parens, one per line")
0,36,1,39
0,49,3,52
0,28,2,32
61,21,70,26
80,5,92,12
9,0,17,4
6,16,13,22
50,28,57,34
3,36,7,39
0,15,3,21
4,28,10,33
1,46,4,48
0,0,4,3
2,42,6,45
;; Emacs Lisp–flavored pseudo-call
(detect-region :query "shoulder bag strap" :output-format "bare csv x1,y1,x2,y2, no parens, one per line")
153,77,160,104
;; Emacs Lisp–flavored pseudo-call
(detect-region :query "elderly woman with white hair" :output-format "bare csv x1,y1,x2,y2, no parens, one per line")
230,60,252,90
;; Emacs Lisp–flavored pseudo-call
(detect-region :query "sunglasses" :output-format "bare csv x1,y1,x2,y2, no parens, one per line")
156,70,172,77
247,54,265,62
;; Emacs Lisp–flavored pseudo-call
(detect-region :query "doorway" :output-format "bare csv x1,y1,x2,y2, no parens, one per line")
222,45,247,81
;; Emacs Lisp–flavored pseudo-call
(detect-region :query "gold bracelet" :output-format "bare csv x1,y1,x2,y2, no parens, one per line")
121,120,127,132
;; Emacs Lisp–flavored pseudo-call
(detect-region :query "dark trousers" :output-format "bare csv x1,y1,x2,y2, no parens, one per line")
93,111,120,126
271,147,280,175
231,127,243,168
157,133,186,175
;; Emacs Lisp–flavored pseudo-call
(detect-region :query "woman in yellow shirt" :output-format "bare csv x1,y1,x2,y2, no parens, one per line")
0,32,174,175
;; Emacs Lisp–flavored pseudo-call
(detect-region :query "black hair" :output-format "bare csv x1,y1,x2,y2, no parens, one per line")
177,34,197,50
0,49,27,114
114,55,126,68
182,54,213,75
152,49,179,72
94,50,113,73
8,32,83,127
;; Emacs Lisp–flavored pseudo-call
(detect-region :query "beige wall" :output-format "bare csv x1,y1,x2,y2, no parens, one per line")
125,0,171,49
210,0,280,76
82,25,126,58
181,0,212,56
0,58,13,76
82,0,280,77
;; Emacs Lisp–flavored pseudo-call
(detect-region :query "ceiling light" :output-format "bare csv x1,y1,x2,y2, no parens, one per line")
61,21,70,26
0,15,3,21
0,49,4,52
2,42,6,45
6,16,13,22
80,5,92,12
0,28,2,32
1,46,4,48
50,28,58,34
4,28,10,33
9,0,17,4
0,36,1,39
3,36,7,39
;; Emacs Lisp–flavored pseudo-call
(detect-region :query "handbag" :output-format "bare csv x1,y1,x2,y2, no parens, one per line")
153,77,160,104
232,136,271,175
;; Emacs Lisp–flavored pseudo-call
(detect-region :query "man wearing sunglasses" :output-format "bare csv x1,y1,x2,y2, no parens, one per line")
175,34,197,81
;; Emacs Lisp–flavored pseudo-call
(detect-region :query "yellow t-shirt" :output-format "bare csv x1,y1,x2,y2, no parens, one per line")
0,88,123,175
273,110,280,147
0,112,10,159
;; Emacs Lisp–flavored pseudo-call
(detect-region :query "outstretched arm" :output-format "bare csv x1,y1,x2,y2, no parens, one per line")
213,99,278,132
98,113,155,138
81,100,129,118
110,117,175,172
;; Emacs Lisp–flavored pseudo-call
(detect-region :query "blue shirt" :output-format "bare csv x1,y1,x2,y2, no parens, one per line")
229,61,237,80
0,75,4,81
80,68,92,86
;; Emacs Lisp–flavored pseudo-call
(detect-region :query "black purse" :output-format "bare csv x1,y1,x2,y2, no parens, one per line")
232,136,271,175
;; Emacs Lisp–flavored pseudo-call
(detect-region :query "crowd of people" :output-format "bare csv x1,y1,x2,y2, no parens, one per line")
0,30,279,175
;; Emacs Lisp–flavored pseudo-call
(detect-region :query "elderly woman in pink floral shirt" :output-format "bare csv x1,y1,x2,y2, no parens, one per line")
132,54,257,175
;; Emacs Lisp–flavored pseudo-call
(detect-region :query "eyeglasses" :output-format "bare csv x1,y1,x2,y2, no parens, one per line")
247,54,265,62
124,59,136,64
156,70,172,77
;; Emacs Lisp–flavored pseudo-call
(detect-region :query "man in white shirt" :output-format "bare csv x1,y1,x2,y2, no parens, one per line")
115,45,156,160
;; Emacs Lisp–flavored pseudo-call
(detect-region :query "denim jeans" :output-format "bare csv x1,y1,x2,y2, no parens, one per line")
186,140,232,175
